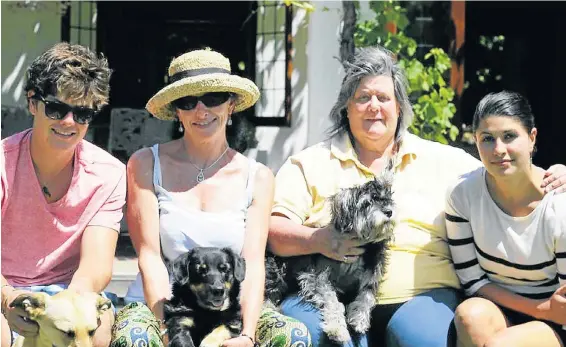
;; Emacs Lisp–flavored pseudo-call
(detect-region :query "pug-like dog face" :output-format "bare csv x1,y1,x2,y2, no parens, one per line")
170,247,246,311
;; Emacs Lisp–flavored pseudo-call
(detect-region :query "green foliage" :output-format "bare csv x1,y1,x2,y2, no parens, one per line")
475,35,504,84
354,0,458,144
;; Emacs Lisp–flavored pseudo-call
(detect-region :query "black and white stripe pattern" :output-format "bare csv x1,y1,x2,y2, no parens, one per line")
444,168,566,300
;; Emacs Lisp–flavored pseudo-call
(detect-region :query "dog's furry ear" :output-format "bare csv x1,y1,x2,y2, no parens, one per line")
96,295,112,315
223,248,246,283
380,161,395,187
9,293,49,319
170,252,191,285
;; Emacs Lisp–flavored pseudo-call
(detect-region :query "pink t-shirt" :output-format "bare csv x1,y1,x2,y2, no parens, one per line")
1,129,126,286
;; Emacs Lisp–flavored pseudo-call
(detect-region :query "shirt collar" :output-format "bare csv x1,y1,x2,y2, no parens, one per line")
395,133,419,167
330,132,420,170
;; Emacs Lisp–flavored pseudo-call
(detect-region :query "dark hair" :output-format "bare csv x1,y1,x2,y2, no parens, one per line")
24,42,112,111
327,46,413,144
472,91,535,133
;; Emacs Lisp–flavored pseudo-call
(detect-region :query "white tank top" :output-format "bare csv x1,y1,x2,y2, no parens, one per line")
125,144,256,302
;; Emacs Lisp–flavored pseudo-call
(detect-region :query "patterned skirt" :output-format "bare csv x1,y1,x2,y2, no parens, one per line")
111,302,311,347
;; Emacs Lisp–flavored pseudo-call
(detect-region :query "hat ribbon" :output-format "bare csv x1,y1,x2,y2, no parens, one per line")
169,67,231,84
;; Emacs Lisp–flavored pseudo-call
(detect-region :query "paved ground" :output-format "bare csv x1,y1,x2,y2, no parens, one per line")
108,256,138,298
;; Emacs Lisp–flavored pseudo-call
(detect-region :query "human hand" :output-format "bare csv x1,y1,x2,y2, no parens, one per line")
2,288,40,337
312,224,367,263
541,164,566,194
221,335,255,347
540,285,566,325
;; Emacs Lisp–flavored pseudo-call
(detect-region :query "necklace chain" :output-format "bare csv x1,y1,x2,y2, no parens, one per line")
32,158,74,199
186,143,230,183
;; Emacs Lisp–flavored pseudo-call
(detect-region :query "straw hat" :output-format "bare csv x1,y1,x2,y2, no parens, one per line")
146,49,260,121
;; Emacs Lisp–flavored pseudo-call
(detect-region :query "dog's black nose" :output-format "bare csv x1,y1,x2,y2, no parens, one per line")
384,209,393,218
211,287,224,296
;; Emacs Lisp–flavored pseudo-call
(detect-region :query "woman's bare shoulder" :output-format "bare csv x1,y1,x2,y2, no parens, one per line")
127,140,178,179
232,153,274,186
128,147,154,172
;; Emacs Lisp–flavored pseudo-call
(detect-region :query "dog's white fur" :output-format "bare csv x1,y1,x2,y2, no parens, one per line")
11,290,111,347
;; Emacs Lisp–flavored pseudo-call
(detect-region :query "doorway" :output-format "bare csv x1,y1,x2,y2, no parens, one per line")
462,1,566,168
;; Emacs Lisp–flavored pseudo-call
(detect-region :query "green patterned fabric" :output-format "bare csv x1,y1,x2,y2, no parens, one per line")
111,302,311,347
111,302,163,347
256,306,311,347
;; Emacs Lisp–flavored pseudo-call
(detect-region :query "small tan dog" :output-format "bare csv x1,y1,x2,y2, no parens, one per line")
10,290,112,347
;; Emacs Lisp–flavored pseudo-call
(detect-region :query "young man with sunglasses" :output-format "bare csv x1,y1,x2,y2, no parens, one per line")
1,43,126,347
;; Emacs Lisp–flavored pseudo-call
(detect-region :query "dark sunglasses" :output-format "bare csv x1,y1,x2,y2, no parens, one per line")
32,94,98,124
172,92,232,111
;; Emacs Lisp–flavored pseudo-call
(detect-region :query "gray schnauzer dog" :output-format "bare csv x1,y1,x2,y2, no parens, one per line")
265,173,396,343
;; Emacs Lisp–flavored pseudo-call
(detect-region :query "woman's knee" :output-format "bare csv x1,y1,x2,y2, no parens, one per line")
384,288,462,347
257,306,312,347
111,302,163,347
454,297,506,332
280,296,320,345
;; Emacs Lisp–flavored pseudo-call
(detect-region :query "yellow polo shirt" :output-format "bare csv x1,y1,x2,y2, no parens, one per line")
272,133,482,304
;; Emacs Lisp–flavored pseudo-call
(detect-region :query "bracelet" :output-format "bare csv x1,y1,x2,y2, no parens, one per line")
158,319,167,337
240,333,259,347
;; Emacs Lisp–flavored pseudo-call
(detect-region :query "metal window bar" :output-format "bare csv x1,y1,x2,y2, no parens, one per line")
253,1,293,126
61,1,97,52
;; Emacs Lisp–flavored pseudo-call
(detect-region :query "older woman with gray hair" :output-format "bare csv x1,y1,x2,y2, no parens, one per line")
267,45,566,347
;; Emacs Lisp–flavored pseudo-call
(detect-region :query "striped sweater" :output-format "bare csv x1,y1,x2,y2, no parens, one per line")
445,167,566,302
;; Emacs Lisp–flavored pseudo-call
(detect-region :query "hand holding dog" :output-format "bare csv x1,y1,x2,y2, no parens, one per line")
313,224,367,262
2,288,39,337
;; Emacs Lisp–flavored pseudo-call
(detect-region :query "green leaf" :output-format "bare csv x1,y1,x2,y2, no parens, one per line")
449,125,460,141
356,0,459,145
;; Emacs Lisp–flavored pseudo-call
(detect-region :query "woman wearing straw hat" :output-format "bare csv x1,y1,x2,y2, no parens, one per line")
110,49,311,347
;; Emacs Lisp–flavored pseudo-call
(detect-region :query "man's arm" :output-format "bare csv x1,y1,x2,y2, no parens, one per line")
68,226,118,293
69,164,126,293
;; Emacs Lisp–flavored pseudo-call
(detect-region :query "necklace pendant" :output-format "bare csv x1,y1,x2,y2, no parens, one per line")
196,170,205,183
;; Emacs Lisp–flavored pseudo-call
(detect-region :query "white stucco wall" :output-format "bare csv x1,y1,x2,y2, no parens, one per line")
253,1,346,172
1,2,63,107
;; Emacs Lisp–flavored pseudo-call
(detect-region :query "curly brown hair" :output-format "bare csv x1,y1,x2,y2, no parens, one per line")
24,42,112,111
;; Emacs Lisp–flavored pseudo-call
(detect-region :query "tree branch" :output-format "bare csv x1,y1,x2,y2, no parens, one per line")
340,1,357,67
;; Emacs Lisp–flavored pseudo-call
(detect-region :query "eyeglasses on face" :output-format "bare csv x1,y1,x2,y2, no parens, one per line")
172,92,233,111
31,94,98,125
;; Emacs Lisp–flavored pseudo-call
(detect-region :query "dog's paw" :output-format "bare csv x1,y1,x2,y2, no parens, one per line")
347,312,371,334
346,303,372,334
321,318,350,342
199,325,232,347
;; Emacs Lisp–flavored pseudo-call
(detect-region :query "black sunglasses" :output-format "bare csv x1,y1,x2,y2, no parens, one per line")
172,92,232,111
32,94,98,125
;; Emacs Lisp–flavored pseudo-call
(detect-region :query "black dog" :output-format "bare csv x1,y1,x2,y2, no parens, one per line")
164,247,246,347
265,174,396,343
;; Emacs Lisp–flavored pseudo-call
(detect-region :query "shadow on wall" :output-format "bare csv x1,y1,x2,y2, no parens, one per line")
1,2,64,107
254,8,310,173
1,105,33,138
